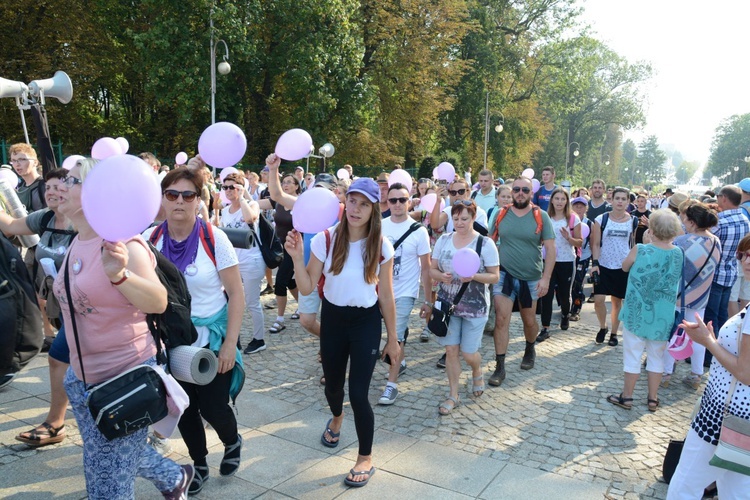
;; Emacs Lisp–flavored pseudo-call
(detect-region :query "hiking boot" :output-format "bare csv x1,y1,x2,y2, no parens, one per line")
595,328,608,344
488,367,506,386
560,315,570,330
436,353,446,369
378,385,398,405
535,328,550,343
520,343,536,370
244,338,266,354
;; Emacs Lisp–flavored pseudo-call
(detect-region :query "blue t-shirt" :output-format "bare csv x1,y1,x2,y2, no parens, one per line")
533,184,557,211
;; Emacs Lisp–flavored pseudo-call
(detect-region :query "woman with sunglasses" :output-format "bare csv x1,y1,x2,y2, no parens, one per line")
428,179,488,235
51,159,193,498
145,167,245,495
430,199,499,415
213,173,266,353
666,233,750,499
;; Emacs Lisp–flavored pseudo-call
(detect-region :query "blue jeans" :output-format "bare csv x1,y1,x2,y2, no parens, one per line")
703,282,732,367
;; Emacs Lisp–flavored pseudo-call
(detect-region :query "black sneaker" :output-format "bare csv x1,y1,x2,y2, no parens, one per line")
535,328,550,343
436,353,446,369
560,315,569,331
261,285,274,296
595,328,608,344
608,334,618,346
0,373,15,390
244,338,266,354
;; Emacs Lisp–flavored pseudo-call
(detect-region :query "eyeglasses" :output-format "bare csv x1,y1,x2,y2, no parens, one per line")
512,186,531,194
10,158,32,164
62,176,83,187
388,197,409,205
453,200,473,207
448,189,466,196
222,185,236,191
737,251,750,261
164,189,198,202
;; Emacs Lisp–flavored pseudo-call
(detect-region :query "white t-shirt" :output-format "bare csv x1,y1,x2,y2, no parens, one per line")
220,205,262,264
311,225,395,308
143,225,238,348
551,215,580,263
595,214,634,270
442,205,488,233
382,218,431,299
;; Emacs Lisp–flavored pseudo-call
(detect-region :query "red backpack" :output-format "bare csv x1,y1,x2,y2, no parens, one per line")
490,204,544,242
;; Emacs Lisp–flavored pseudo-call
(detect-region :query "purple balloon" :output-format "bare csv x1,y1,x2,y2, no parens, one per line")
62,155,85,170
115,137,129,154
175,152,188,165
522,168,535,179
81,155,161,242
91,137,123,160
581,223,590,239
453,247,481,278
532,178,541,193
219,167,239,182
388,169,412,187
198,122,247,168
436,162,455,181
0,168,18,186
275,129,314,162
292,188,340,234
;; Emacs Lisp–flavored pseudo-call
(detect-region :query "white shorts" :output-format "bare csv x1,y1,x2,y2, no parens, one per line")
622,328,667,374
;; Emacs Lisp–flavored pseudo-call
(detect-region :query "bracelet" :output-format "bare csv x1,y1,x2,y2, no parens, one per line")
592,259,599,266
424,301,433,308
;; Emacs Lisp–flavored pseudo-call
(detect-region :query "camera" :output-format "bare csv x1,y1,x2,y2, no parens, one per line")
591,271,601,286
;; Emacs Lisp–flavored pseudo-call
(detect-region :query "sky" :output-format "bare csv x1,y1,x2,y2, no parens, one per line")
580,0,750,166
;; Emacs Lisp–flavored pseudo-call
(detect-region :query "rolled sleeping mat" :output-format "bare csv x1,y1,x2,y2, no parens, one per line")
168,346,218,386
216,226,253,249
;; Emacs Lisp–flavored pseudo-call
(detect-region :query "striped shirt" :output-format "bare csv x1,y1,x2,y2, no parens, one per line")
711,208,750,287
674,234,721,310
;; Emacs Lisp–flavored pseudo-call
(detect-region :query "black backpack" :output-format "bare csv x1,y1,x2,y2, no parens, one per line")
252,214,284,269
0,234,43,378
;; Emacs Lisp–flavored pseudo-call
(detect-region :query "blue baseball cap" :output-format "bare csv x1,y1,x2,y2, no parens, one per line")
738,178,750,193
348,177,380,203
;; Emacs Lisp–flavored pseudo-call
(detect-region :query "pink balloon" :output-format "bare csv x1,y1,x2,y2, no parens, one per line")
419,193,438,212
436,162,455,181
337,168,349,180
91,137,123,160
292,187,340,234
532,178,541,193
581,223,590,239
388,169,412,187
175,152,188,165
0,167,18,186
198,122,247,168
452,247,481,278
81,155,161,241
219,167,239,182
220,190,230,206
62,155,85,170
432,167,439,179
275,128,313,162
522,168,535,179
115,137,129,154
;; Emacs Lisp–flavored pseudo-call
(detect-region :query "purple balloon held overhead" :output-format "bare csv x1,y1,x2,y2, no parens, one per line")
452,247,481,278
275,128,313,162
91,137,123,160
198,122,247,168
115,137,129,154
531,178,540,193
436,162,455,181
522,168,535,179
62,155,85,170
81,154,161,242
175,152,188,165
219,167,239,182
292,188,340,234
388,169,412,187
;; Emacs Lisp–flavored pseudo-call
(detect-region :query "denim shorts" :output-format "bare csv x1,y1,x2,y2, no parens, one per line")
435,315,487,354
492,271,540,302
394,296,416,342
297,289,322,315
48,322,70,364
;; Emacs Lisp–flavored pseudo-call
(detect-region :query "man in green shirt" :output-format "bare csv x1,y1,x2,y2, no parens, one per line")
488,176,555,386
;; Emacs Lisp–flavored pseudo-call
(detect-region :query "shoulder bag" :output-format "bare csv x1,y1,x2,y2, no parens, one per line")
64,253,168,441
428,235,484,337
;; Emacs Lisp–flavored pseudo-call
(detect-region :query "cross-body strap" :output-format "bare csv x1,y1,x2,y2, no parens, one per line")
63,250,87,386
392,222,422,251
678,238,717,298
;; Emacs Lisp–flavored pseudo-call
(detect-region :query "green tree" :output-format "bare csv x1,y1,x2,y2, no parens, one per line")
707,113,750,181
675,160,699,184
638,135,667,183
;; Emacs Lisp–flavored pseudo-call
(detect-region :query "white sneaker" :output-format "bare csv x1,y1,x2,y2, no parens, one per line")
378,385,398,405
147,432,173,457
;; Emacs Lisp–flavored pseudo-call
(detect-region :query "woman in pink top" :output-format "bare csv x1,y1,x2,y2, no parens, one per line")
53,158,193,499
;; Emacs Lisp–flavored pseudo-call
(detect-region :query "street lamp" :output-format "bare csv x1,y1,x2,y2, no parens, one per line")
483,92,504,170
603,154,610,166
210,15,230,125
564,127,580,181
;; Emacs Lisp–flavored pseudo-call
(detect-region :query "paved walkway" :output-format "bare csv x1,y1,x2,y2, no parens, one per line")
0,290,701,499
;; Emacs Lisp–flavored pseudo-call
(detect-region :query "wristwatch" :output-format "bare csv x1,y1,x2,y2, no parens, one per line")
111,269,131,286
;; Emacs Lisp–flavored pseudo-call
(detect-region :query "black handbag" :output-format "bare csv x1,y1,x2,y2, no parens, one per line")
428,236,484,337
252,215,284,269
64,252,168,441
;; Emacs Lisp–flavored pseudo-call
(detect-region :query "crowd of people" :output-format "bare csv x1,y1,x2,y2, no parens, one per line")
1,145,749,497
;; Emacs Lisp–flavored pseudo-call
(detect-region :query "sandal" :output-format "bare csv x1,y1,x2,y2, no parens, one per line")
220,434,242,476
290,310,300,320
647,398,660,412
470,375,485,397
320,418,340,448
15,422,66,447
269,321,286,334
188,464,209,495
438,395,460,415
606,393,633,410
344,466,375,487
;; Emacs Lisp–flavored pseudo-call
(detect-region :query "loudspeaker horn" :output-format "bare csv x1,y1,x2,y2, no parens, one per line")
28,71,73,104
0,77,28,99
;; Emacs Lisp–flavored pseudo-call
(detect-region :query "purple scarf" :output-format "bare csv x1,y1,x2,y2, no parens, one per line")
159,220,201,273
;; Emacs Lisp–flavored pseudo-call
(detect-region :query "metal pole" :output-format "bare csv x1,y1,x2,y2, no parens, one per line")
483,91,489,170
18,103,30,144
210,16,216,125
565,127,570,181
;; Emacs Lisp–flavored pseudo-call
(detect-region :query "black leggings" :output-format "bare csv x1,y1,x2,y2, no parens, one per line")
570,256,590,315
540,261,575,327
320,298,381,456
177,366,238,462
274,249,297,296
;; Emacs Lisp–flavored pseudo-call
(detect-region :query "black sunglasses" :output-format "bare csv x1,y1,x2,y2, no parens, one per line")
222,185,237,191
512,186,531,194
448,188,467,196
388,197,409,205
164,189,198,202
